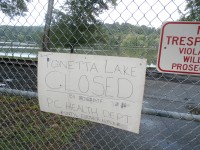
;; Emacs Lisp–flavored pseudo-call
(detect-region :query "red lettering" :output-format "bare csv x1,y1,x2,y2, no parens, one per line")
171,63,200,72
194,65,199,71
188,48,193,54
180,37,186,45
179,48,185,54
187,37,194,46
188,64,193,71
172,36,179,45
167,36,200,46
172,63,176,69
193,48,197,55
177,64,182,70
194,37,200,46
167,36,172,45
183,64,188,70
184,56,190,62
184,56,200,63
197,26,200,35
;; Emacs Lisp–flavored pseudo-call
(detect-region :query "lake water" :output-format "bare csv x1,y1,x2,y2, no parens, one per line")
0,52,157,68
0,52,37,58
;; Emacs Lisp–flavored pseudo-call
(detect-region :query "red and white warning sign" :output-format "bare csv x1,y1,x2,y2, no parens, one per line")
157,22,200,75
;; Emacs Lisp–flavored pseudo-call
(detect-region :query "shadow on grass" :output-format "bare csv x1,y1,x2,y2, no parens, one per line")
0,95,90,149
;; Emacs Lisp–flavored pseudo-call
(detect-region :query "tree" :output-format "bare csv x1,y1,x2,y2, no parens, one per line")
120,29,159,64
50,0,117,53
180,0,200,21
0,0,31,18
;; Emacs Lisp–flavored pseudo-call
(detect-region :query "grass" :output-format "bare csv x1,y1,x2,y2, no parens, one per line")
0,95,90,150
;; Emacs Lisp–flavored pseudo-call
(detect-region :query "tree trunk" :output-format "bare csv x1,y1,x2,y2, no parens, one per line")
42,0,54,52
70,44,74,53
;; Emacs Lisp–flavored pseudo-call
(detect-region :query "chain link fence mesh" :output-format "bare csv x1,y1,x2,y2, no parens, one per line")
0,0,200,149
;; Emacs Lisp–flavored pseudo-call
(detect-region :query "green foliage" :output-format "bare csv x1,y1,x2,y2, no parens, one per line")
180,0,200,21
104,23,160,64
0,22,160,64
0,26,43,44
50,0,117,50
0,0,31,18
104,23,159,46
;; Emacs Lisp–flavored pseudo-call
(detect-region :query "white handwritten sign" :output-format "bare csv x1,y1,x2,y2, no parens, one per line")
38,52,146,133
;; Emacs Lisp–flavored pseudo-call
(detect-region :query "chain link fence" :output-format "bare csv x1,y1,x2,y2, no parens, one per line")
0,0,200,149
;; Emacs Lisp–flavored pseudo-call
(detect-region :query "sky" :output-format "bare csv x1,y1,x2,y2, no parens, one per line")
0,0,187,28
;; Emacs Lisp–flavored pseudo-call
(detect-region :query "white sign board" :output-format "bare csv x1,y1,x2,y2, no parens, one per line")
38,52,146,133
157,22,200,75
